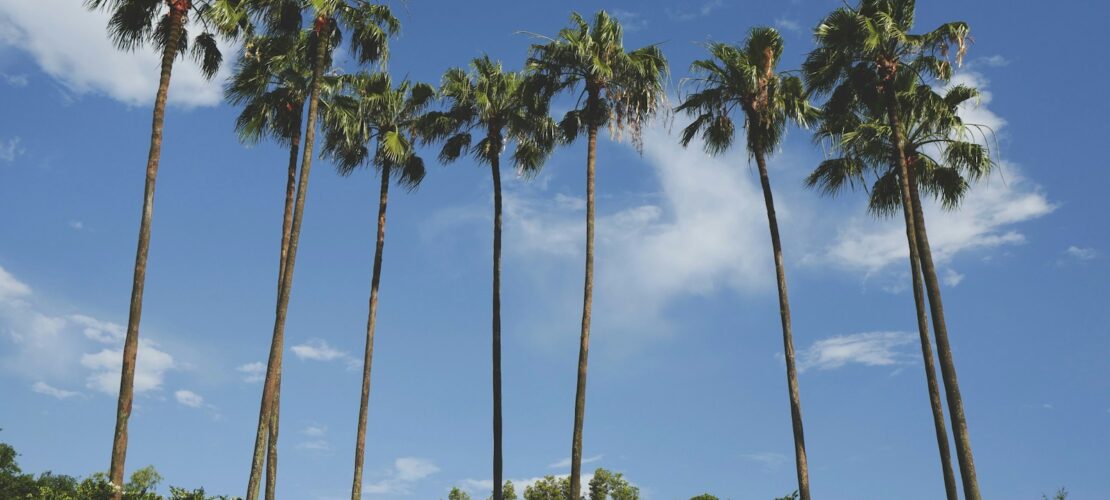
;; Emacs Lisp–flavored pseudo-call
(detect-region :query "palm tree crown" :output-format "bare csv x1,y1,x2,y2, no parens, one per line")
85,0,244,79
808,77,995,214
677,28,815,156
425,55,558,173
526,10,667,150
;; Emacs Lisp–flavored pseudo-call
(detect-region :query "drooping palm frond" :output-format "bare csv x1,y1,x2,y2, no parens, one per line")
525,10,668,152
676,27,816,159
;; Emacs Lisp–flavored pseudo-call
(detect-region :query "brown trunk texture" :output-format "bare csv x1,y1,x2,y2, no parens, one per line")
907,162,981,500
351,163,391,500
886,94,961,500
247,32,328,500
569,124,598,499
108,9,184,498
753,150,811,500
491,149,504,500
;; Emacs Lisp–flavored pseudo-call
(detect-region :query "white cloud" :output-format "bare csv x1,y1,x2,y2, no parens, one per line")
81,340,175,394
816,71,1052,277
666,0,724,21
1065,246,1097,261
32,381,79,399
493,123,775,342
943,269,965,287
70,314,125,344
304,425,326,438
174,389,204,408
548,454,603,469
774,18,802,33
0,265,31,299
237,361,266,383
296,425,331,452
799,332,915,372
363,457,439,495
610,10,647,32
291,338,353,364
0,136,23,163
0,0,236,108
978,55,1010,68
69,221,85,231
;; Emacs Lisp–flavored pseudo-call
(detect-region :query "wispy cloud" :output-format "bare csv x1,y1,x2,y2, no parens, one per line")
666,0,724,21
1,264,179,396
32,381,80,399
1064,246,1097,261
297,425,332,452
740,452,788,471
943,269,965,287
774,18,802,33
1,73,29,87
799,332,916,372
0,137,24,163
291,338,357,369
548,454,603,469
237,361,266,383
174,389,204,408
363,458,439,495
611,10,648,32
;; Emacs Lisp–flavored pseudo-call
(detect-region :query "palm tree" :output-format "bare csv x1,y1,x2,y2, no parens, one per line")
240,3,399,499
804,2,979,497
525,11,667,497
421,56,558,500
675,28,817,500
82,0,237,495
225,29,327,500
320,73,434,500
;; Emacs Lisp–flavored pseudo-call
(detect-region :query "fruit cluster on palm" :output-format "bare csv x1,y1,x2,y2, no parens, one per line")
83,0,1000,498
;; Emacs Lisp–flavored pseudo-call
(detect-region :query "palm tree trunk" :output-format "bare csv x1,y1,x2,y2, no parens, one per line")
263,108,303,500
752,150,811,500
569,123,598,500
247,30,328,500
886,98,960,500
491,150,504,500
351,163,391,500
907,164,981,500
108,7,185,498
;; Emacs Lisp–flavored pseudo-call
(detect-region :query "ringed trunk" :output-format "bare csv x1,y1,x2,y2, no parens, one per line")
885,93,960,500
569,123,598,499
907,164,981,500
752,149,811,500
264,106,304,500
491,149,505,500
247,29,329,500
108,7,185,497
351,163,392,500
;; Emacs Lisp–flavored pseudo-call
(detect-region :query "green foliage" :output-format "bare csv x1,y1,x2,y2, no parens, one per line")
519,469,637,500
422,56,559,176
677,28,816,158
1042,488,1067,500
526,10,668,152
689,495,719,500
0,441,235,499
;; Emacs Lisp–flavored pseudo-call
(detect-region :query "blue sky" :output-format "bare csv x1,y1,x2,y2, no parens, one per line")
1,0,1108,498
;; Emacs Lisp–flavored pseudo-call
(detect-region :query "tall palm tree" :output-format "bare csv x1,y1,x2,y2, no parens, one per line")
321,73,434,500
82,1,237,495
804,2,979,497
241,3,399,499
675,28,817,500
225,29,327,500
421,56,558,500
525,11,667,497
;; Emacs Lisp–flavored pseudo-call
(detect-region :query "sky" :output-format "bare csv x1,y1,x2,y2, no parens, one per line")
0,0,1108,499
